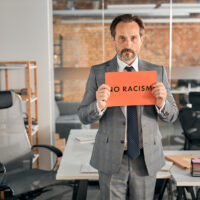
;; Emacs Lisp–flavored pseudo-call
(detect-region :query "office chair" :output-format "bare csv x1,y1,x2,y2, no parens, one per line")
0,91,71,199
179,92,200,150
189,92,200,111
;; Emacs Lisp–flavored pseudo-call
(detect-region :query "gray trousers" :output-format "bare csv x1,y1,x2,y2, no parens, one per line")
98,151,156,200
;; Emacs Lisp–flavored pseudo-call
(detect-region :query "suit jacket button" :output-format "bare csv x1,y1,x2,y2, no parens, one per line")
121,140,124,144
122,122,126,125
165,112,169,116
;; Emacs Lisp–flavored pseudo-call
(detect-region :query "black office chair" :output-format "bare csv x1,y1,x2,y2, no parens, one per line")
179,92,200,150
0,91,71,199
189,92,200,111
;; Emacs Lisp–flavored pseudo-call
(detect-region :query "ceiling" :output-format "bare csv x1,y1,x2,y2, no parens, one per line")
52,0,200,18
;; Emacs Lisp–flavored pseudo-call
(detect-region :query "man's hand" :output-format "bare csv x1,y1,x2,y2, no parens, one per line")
152,82,167,109
96,84,110,111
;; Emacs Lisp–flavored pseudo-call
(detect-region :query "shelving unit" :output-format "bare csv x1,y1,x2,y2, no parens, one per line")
0,61,39,163
54,35,64,100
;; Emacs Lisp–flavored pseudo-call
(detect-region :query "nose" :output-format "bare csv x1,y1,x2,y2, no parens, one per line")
125,38,132,48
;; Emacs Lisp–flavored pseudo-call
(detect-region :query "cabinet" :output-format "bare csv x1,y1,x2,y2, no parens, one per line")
0,61,39,148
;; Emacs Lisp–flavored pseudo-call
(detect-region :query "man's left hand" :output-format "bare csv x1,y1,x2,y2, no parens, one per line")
152,82,167,109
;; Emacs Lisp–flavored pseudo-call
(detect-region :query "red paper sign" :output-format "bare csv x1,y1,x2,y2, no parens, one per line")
105,71,157,107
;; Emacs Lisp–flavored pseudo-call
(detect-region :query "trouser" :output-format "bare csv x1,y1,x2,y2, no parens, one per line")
98,150,156,200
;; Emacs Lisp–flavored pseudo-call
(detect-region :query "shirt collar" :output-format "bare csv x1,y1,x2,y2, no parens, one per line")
117,56,139,72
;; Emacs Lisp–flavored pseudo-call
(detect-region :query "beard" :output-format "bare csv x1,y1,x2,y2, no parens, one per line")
118,48,136,62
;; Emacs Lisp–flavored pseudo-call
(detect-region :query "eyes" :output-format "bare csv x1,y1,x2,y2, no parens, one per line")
118,35,137,42
119,36,126,41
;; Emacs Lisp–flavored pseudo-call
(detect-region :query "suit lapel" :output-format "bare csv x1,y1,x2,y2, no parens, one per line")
99,56,117,88
138,58,151,72
105,56,118,73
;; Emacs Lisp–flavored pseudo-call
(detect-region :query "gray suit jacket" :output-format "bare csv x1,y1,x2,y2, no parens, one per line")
78,56,178,176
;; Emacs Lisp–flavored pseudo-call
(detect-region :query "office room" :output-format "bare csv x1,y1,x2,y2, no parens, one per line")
0,0,200,199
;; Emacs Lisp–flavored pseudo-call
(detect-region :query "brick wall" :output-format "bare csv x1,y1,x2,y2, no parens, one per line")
54,20,200,101
53,0,200,101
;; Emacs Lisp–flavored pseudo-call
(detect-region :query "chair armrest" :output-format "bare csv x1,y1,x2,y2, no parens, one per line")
0,162,6,185
31,145,63,170
31,145,63,158
0,162,6,174
186,128,198,134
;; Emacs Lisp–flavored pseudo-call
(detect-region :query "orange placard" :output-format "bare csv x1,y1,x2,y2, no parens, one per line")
105,71,157,107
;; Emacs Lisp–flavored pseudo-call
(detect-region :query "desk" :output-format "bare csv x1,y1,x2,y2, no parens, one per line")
56,129,98,200
56,129,98,181
164,151,200,200
171,86,200,94
57,129,172,200
57,130,200,200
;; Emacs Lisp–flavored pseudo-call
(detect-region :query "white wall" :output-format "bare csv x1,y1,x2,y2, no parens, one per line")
0,0,55,169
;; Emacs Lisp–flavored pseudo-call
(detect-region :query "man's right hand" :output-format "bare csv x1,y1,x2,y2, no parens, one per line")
96,84,110,111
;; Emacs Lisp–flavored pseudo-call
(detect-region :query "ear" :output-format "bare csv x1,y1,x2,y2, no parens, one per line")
139,36,144,47
141,36,144,45
111,35,115,46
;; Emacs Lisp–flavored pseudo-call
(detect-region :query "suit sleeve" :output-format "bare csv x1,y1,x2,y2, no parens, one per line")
78,67,102,124
157,66,179,123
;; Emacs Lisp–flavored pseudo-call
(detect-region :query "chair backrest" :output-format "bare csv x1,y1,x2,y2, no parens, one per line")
179,106,200,134
179,107,196,133
0,91,32,169
189,92,200,110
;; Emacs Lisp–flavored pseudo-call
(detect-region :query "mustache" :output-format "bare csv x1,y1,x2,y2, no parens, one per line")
121,48,135,54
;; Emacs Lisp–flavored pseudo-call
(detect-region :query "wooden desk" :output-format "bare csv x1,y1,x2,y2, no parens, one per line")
57,129,172,200
164,150,200,200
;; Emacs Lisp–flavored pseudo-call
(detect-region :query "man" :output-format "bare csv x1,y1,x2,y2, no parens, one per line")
78,14,178,200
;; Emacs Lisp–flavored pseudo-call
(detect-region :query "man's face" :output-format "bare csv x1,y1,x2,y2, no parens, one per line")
113,21,144,65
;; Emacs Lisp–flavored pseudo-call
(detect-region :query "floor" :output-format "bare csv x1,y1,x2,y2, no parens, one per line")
34,119,197,200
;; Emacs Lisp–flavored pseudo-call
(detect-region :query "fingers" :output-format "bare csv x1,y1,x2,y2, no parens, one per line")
98,84,110,92
152,82,167,108
96,84,110,101
96,84,111,110
152,82,166,98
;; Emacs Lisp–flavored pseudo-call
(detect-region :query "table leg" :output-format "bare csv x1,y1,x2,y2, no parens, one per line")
176,187,187,200
196,188,200,200
185,186,196,200
157,179,169,200
167,179,173,200
72,180,88,200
